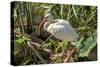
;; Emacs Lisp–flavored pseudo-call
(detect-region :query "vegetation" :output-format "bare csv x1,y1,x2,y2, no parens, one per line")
12,1,97,65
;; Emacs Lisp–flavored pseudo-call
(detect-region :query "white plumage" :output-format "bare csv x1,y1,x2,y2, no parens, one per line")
39,14,79,42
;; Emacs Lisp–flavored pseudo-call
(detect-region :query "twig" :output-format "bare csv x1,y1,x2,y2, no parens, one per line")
64,47,76,62
41,35,53,47
27,41,46,64
29,41,41,48
29,41,52,55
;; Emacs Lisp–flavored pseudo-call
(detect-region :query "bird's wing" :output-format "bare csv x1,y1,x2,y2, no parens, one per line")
48,19,75,36
47,19,79,41
54,20,79,41
47,23,64,35
52,25,65,35
54,20,76,33
54,19,69,25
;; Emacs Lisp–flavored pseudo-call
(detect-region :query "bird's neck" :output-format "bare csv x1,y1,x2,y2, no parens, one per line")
44,21,51,30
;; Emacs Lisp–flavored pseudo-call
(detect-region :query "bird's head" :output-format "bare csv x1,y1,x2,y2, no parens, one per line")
38,14,54,36
44,14,54,22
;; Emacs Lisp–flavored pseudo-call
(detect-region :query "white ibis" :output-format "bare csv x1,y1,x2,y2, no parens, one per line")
39,14,79,42
39,14,79,55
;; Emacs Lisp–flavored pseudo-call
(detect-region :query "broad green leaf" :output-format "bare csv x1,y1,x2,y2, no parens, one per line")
71,37,84,48
79,31,97,57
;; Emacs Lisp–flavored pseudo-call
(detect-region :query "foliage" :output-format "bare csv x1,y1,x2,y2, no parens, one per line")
12,1,97,65
79,31,97,57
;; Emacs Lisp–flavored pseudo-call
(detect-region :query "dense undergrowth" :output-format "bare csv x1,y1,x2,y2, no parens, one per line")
12,1,97,65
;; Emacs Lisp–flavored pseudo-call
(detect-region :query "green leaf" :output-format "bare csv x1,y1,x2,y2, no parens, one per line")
14,8,17,20
71,37,84,48
79,31,97,57
44,5,53,14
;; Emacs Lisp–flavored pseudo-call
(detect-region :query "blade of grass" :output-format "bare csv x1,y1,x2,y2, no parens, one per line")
72,5,78,20
28,3,34,33
60,4,63,19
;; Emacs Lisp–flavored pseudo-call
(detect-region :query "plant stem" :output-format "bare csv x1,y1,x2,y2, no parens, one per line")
61,4,63,19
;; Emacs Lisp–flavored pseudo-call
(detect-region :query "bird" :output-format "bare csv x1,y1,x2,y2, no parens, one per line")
39,14,79,42
38,14,79,55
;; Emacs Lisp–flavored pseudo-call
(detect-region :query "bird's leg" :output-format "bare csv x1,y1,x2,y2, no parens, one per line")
61,42,65,55
61,41,69,55
61,41,68,60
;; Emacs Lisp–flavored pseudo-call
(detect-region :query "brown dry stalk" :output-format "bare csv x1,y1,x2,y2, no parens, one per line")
27,41,46,64
29,41,52,55
64,47,77,62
